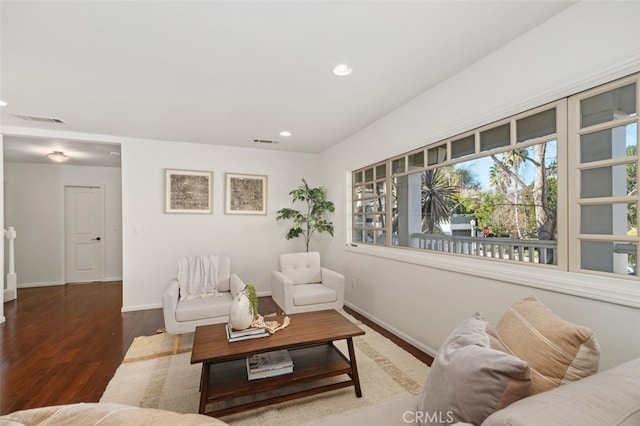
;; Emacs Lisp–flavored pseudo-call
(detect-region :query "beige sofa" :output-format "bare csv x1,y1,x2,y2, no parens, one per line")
317,296,639,425
314,356,640,425
0,402,227,425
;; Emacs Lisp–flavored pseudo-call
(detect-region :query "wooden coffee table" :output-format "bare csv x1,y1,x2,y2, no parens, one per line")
191,309,365,417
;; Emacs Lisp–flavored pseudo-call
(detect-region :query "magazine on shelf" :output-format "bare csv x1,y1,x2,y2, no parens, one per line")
246,349,294,380
247,365,293,380
225,323,269,342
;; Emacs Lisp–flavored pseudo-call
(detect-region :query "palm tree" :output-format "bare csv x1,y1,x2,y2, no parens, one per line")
422,169,457,233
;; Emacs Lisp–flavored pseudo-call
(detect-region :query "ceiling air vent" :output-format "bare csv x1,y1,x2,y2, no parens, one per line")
253,139,278,144
14,114,66,124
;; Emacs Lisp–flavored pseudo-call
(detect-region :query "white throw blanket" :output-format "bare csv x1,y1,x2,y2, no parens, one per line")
177,255,219,300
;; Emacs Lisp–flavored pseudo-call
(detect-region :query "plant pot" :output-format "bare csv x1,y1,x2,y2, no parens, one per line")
228,291,254,330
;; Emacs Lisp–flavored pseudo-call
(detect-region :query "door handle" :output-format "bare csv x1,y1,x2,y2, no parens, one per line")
91,237,101,241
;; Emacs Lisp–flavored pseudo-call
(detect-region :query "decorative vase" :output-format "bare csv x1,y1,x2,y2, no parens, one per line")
228,291,254,330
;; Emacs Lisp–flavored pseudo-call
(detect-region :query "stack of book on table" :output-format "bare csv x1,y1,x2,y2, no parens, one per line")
246,349,294,380
225,323,269,342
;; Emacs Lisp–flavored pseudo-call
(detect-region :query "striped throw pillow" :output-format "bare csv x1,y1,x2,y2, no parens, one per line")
496,296,600,395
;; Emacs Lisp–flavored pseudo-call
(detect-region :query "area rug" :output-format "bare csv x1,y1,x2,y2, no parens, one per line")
100,313,429,425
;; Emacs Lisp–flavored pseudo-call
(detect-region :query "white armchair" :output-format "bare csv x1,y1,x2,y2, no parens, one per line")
270,252,345,314
162,255,245,354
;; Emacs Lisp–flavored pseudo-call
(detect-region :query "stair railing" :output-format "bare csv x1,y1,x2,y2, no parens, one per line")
4,227,17,302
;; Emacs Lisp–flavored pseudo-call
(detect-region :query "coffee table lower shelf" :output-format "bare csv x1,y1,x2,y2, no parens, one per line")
199,342,361,417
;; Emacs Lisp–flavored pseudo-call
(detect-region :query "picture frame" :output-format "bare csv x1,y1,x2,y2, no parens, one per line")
225,173,268,215
165,169,213,214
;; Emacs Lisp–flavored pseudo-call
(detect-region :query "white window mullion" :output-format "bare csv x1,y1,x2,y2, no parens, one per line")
556,98,569,271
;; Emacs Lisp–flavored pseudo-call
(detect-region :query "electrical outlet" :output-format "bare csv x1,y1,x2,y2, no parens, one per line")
351,278,356,289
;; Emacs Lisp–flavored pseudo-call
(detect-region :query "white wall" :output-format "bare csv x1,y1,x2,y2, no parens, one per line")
320,1,640,369
120,138,320,310
4,162,122,285
0,135,4,323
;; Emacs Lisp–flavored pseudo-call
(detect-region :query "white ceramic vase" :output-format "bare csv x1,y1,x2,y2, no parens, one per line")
228,291,254,330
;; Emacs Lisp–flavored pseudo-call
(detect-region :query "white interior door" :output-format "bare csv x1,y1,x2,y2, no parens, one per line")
65,186,104,283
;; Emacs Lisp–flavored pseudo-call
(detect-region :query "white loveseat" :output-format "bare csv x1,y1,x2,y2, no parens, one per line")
162,255,245,353
270,252,345,314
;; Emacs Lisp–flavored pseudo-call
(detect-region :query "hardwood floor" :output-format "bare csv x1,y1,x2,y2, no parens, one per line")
0,282,163,414
0,282,432,415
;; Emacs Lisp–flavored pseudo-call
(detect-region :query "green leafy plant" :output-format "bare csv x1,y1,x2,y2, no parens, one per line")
245,284,259,320
276,178,335,252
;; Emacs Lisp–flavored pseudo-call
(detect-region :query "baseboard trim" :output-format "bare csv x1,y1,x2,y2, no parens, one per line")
121,302,162,313
3,288,16,302
18,282,64,288
18,280,123,287
344,301,438,358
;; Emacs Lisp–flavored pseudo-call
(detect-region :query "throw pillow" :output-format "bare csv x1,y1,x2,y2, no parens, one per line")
495,295,600,395
417,313,531,426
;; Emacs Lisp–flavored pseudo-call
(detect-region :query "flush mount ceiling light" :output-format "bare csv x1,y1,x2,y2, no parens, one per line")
279,130,292,137
47,151,70,163
332,64,352,76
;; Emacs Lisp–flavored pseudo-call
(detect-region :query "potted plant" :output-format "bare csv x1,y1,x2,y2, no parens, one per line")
276,178,335,252
229,284,259,330
245,284,259,320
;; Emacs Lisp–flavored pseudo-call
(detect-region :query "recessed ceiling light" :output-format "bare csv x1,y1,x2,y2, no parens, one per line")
279,131,292,137
333,64,352,76
46,151,70,163
0,100,7,107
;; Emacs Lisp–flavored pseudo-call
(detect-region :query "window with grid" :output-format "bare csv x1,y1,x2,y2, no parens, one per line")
350,72,640,281
352,163,388,245
568,74,639,278
352,102,562,266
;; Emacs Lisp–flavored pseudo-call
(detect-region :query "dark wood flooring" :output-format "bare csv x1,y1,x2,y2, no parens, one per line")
0,282,432,415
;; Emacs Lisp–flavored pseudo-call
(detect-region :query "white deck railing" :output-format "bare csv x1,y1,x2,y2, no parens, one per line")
409,233,558,265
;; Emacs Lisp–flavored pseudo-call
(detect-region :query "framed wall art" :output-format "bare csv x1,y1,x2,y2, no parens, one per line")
225,173,267,215
165,169,213,214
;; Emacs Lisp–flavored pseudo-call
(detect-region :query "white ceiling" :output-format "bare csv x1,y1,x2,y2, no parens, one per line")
0,1,576,167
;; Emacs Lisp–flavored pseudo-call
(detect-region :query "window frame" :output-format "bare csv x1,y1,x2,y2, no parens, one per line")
353,100,566,269
347,73,640,308
352,161,389,246
567,73,640,278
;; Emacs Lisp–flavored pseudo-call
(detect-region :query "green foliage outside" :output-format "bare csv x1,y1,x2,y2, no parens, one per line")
393,141,559,244
421,169,457,233
628,145,637,233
